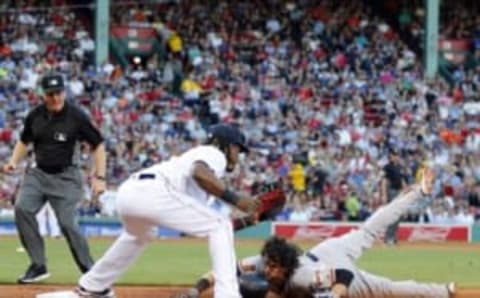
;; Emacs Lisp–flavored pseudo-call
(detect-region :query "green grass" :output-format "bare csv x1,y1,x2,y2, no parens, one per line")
356,246,480,287
1,237,479,287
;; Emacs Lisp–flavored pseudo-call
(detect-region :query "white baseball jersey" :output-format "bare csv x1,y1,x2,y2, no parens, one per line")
80,145,242,298
146,145,227,203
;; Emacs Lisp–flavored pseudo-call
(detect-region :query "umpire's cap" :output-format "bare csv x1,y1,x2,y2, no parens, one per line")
40,73,65,93
208,124,249,153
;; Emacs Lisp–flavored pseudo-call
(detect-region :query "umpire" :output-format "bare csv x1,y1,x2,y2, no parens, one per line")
3,73,106,284
381,149,407,246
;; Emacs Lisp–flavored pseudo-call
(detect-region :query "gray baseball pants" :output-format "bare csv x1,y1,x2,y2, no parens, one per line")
310,186,450,298
14,166,93,273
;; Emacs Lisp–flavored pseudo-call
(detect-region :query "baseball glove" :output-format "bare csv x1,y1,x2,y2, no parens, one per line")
257,188,286,221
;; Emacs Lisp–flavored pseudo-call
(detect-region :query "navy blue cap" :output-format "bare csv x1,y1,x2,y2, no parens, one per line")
208,124,249,153
41,73,65,93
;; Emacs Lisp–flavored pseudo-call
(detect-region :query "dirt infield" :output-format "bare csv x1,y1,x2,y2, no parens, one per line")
0,285,185,298
1,285,480,298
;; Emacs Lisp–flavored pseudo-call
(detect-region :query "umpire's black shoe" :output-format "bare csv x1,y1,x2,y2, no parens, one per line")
17,264,50,284
75,286,116,298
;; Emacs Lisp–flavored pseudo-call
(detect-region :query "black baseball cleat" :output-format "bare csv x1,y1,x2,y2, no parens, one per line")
17,264,50,284
75,285,116,298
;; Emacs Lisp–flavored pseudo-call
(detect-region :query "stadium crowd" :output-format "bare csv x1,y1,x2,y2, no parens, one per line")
0,0,479,225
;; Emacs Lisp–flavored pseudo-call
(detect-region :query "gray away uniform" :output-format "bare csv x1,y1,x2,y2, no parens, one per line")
241,186,450,298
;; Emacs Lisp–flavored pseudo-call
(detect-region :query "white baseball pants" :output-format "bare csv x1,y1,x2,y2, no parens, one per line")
79,175,241,298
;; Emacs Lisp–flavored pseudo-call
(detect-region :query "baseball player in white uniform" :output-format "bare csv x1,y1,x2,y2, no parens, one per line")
178,168,456,298
75,124,260,298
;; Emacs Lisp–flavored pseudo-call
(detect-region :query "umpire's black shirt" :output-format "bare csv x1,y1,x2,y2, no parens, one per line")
383,162,405,191
20,101,103,171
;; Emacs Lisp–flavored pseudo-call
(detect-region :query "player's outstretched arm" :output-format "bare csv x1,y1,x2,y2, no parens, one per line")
171,257,266,298
192,161,260,213
170,273,213,298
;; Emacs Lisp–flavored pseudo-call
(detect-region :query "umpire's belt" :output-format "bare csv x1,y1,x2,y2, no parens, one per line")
37,164,73,174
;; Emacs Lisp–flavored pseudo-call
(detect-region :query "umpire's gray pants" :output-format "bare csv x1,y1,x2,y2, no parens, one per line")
14,166,93,273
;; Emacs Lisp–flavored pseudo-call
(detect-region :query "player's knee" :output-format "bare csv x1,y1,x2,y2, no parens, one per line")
56,215,78,233
126,233,153,244
124,226,156,243
57,222,75,234
137,229,157,243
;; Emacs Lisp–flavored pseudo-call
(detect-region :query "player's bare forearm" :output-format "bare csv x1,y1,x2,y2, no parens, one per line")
90,142,107,196
4,141,29,173
192,162,226,198
9,141,28,165
192,161,259,213
192,161,227,198
92,142,106,178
